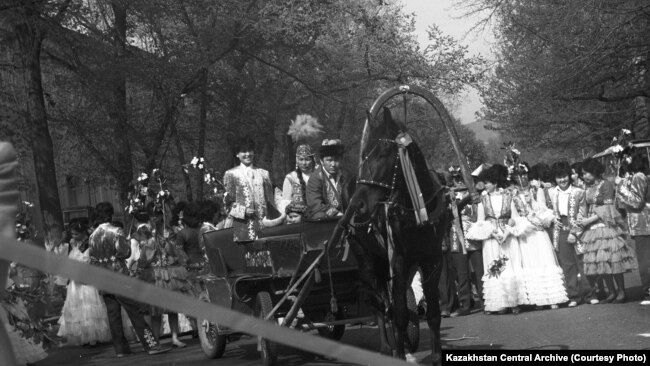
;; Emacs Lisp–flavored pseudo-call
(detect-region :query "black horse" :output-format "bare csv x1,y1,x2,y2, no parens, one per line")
335,107,448,365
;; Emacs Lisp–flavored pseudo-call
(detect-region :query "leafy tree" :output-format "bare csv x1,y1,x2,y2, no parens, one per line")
461,0,650,156
2,0,487,229
0,0,74,247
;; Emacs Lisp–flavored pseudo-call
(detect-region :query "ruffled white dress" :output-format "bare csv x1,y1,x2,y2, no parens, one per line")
510,187,568,306
57,246,112,345
466,191,527,311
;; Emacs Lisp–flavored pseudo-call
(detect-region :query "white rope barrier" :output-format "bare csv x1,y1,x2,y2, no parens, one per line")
0,239,411,366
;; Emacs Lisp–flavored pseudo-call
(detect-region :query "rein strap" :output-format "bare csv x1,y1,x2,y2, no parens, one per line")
396,133,429,225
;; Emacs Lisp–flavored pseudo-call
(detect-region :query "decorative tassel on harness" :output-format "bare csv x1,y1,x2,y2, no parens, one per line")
395,132,429,225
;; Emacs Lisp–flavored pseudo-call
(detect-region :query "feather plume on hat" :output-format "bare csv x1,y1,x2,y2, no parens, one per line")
287,114,324,143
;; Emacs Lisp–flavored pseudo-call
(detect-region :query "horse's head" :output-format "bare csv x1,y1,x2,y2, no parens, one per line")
351,107,443,224
358,107,403,187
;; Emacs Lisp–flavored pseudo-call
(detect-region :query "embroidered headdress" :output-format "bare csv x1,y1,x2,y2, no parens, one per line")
295,144,314,159
285,201,307,215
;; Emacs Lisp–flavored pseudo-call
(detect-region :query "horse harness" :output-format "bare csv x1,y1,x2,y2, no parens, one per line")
350,132,445,290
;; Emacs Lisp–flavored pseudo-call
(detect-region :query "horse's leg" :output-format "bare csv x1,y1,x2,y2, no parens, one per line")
390,254,409,360
348,237,392,355
375,304,392,356
420,260,443,366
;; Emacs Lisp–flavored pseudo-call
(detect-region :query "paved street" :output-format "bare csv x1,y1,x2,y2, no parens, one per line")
36,272,650,366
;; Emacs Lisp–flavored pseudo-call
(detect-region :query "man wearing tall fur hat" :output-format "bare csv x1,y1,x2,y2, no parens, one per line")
306,139,350,219
223,136,278,241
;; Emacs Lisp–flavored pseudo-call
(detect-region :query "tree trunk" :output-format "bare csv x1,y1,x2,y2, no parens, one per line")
171,119,193,201
110,0,134,206
13,4,64,247
195,67,208,199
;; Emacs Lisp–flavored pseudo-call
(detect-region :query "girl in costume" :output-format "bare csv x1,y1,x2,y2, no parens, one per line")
506,156,568,309
57,220,112,345
282,144,316,211
134,207,191,348
579,158,636,303
617,151,650,305
466,164,527,314
281,114,323,213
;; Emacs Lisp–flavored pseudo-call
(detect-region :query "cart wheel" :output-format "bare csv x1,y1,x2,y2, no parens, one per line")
198,292,227,359
255,291,278,366
406,287,420,353
316,310,345,341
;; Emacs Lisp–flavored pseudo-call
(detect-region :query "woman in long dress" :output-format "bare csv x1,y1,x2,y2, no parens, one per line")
579,158,636,303
467,164,527,314
509,168,568,309
57,221,111,345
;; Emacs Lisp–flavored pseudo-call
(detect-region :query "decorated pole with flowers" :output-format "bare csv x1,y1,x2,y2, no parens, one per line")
183,156,225,201
152,168,173,232
611,128,634,180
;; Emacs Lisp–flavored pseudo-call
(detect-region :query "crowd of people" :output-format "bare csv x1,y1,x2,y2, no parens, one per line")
430,146,648,318
4,133,650,363
9,135,350,360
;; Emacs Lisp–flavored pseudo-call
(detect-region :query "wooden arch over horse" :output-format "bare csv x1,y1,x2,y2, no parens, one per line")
328,85,477,366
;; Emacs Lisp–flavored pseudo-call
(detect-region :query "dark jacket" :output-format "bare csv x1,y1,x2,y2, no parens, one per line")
306,167,350,219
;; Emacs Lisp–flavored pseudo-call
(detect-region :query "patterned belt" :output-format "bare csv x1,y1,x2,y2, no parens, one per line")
589,223,606,229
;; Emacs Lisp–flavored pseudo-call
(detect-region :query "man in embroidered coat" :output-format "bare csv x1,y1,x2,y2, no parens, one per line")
88,202,170,357
448,176,484,317
616,152,650,305
306,139,350,219
223,137,277,241
550,162,594,307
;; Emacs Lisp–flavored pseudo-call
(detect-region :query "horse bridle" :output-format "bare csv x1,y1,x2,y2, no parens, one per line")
356,137,443,217
357,138,401,191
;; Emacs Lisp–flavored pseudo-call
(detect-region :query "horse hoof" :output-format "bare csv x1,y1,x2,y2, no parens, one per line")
405,353,417,363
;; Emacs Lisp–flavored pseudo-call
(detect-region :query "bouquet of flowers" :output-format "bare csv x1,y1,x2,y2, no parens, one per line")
610,128,634,181
487,255,509,278
612,128,634,166
125,172,151,215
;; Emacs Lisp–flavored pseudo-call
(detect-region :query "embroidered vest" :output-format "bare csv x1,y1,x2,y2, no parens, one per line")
511,188,534,217
552,187,581,250
483,192,512,231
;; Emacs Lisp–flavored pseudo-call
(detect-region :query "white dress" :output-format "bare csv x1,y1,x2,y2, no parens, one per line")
57,245,112,345
510,187,568,306
467,190,527,311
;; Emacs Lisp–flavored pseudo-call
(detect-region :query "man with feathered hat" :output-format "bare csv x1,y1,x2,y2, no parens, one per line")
306,139,350,219
223,136,279,241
